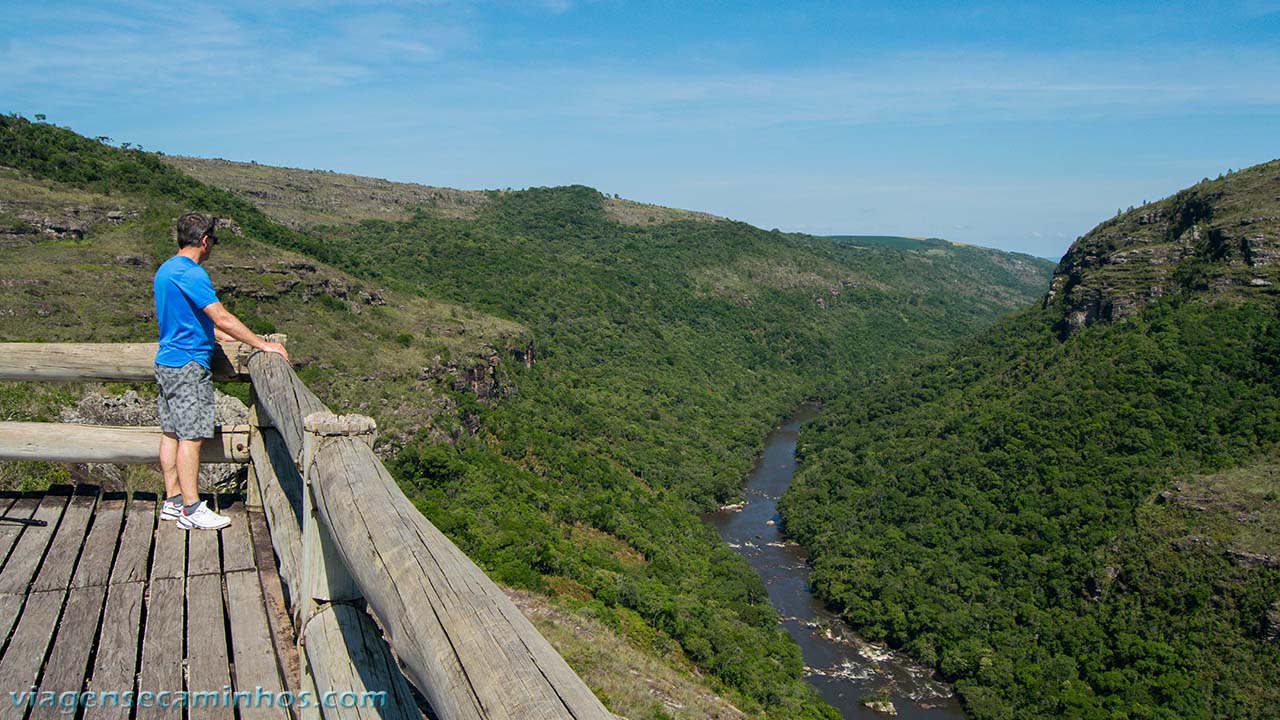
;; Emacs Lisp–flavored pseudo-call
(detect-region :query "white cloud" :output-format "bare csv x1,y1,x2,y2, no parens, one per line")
542,48,1280,130
0,1,465,103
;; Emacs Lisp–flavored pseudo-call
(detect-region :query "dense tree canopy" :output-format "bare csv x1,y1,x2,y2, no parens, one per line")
782,295,1280,718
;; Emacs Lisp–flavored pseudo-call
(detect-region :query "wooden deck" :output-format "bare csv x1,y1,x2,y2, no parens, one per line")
0,485,299,720
0,343,613,720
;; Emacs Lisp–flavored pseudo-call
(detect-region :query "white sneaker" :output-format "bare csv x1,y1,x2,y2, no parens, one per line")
160,498,182,521
177,501,231,531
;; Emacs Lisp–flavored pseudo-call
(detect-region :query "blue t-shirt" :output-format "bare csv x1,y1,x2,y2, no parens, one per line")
154,256,219,368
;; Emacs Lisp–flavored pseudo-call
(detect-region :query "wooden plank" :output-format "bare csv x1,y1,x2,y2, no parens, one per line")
0,589,65,720
31,489,97,592
186,573,230,720
246,352,328,468
108,495,156,585
0,341,255,382
187,527,221,576
248,426,303,597
149,505,187,581
224,570,288,720
85,581,143,720
71,495,125,588
0,594,22,650
34,585,107,700
0,490,71,595
0,422,250,464
220,499,256,574
247,507,301,695
137,577,183,720
301,603,419,720
307,421,613,720
186,494,224,577
0,496,37,568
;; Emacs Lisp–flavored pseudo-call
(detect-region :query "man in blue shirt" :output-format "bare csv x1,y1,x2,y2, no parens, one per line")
154,212,288,530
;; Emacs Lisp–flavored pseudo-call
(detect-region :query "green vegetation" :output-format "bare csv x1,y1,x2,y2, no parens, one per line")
782,167,1280,719
509,588,753,720
160,155,495,228
164,154,725,230
0,113,1055,717
824,235,953,251
1,116,301,250
0,116,526,447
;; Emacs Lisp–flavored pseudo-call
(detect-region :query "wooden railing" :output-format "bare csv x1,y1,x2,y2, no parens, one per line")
0,342,615,720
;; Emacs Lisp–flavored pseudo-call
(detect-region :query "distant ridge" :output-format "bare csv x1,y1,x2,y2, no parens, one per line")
824,234,1051,260
823,234,945,250
162,155,723,229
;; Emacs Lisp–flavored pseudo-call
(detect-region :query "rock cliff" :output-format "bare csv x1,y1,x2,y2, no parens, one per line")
1046,160,1280,334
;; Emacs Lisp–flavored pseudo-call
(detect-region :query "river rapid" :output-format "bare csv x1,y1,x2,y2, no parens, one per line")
704,404,965,719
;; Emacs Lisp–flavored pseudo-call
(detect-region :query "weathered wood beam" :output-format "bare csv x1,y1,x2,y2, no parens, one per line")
0,340,274,382
247,425,304,599
297,414,370,630
0,422,250,464
300,603,421,720
246,351,328,468
304,412,613,720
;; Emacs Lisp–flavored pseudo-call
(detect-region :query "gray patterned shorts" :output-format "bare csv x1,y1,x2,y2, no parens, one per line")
155,361,215,440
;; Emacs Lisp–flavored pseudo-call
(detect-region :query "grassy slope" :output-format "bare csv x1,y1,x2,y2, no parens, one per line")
782,166,1280,719
509,589,752,720
1048,160,1280,334
0,167,525,445
162,154,723,229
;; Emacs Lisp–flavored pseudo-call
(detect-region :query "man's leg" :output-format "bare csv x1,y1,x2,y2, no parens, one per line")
176,434,227,530
161,361,228,530
160,432,181,499
176,438,203,505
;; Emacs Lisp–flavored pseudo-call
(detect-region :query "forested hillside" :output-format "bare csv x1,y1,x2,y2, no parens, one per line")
782,161,1280,718
0,114,1054,718
244,182,1048,718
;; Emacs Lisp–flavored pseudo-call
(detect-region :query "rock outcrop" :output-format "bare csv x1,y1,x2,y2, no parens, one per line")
419,351,507,402
212,258,390,312
59,388,250,491
1046,161,1280,335
0,205,139,244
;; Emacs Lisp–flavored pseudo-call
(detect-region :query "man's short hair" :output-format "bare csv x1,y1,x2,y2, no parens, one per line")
176,212,218,249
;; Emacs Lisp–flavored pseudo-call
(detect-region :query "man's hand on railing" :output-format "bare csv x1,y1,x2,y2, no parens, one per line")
206,302,289,362
256,340,289,362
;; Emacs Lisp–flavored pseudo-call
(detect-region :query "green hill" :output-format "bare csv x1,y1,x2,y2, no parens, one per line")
160,154,725,229
0,113,1054,719
824,234,954,250
781,161,1280,718
0,124,528,449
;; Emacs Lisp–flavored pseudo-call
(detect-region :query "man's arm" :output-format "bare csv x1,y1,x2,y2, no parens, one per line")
203,302,289,361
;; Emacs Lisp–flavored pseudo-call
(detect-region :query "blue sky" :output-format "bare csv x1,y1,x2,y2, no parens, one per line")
4,1,1278,259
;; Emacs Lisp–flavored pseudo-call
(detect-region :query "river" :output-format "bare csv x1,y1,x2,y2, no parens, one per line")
704,403,965,719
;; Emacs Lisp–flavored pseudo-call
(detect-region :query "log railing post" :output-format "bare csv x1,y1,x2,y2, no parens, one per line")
298,412,375,719
245,391,263,511
298,413,373,626
294,411,418,720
